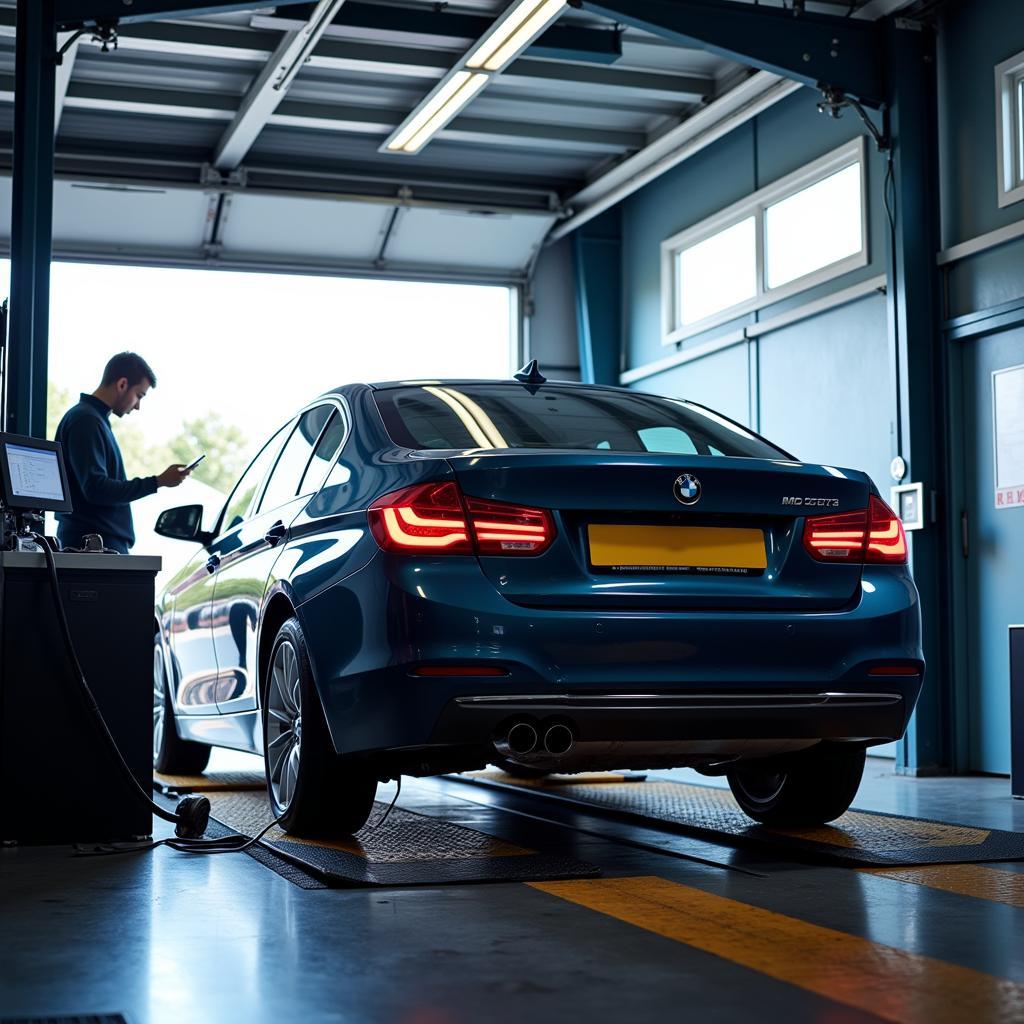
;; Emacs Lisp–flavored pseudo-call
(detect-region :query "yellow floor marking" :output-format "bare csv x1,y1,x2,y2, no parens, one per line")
153,770,264,791
863,864,1024,908
529,876,1024,1024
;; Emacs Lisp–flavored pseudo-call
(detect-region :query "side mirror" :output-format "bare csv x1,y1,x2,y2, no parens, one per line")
155,504,206,542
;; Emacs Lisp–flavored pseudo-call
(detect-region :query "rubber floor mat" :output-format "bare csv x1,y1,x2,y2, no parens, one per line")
206,790,600,887
470,776,1024,867
153,770,265,795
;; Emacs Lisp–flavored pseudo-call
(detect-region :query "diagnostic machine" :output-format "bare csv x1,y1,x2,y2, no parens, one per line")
0,431,163,842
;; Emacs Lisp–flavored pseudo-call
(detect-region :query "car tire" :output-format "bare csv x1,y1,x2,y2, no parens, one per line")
491,756,551,780
263,617,378,837
726,743,866,826
153,634,211,775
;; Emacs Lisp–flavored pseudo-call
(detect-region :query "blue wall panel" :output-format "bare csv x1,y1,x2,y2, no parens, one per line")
757,293,892,489
622,122,755,370
946,238,1024,321
938,0,1024,249
637,343,752,428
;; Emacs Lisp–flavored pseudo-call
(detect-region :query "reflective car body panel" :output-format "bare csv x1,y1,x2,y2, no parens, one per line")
159,380,925,774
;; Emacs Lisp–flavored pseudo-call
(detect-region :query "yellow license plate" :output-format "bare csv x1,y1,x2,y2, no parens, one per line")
588,525,767,571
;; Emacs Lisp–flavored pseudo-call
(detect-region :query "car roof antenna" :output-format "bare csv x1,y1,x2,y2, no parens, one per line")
513,359,547,386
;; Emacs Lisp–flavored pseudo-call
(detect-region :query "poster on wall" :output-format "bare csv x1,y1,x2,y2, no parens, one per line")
993,364,1024,509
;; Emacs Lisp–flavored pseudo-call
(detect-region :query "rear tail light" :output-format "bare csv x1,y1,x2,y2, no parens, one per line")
368,482,473,553
368,481,555,556
803,495,908,565
864,495,909,563
464,496,553,555
868,664,921,677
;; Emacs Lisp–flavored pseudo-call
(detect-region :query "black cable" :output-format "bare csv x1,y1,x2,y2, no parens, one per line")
31,534,211,841
365,777,402,831
76,811,283,857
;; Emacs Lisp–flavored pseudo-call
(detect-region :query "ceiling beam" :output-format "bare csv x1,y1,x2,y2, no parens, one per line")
261,2,622,65
0,76,643,154
212,0,345,171
55,0,314,31
0,14,710,103
579,0,885,106
852,0,919,18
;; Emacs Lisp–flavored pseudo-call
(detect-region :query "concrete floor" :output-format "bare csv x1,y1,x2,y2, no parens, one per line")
2,756,1024,1024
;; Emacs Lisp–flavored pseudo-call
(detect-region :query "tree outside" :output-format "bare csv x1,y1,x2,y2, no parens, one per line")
167,414,249,494
46,381,248,495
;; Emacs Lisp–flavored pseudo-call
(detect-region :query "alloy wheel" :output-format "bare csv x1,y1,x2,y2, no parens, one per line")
153,644,166,763
267,639,303,811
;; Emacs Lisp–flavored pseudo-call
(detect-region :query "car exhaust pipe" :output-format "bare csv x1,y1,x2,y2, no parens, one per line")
504,721,539,756
543,723,574,756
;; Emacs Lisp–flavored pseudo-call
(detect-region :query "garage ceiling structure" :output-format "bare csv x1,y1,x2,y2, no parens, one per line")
0,0,896,283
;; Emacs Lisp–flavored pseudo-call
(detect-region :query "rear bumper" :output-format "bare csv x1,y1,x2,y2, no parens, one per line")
298,552,924,764
430,690,910,745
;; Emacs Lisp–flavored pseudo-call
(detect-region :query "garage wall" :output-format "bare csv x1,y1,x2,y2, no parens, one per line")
527,237,581,381
937,0,1024,320
935,0,1024,773
620,89,893,485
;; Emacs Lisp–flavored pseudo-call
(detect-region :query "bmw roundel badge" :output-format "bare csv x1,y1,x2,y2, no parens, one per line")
673,473,701,505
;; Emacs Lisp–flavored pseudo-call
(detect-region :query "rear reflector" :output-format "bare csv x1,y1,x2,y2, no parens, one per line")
803,495,908,565
411,665,509,677
868,665,921,676
368,480,555,556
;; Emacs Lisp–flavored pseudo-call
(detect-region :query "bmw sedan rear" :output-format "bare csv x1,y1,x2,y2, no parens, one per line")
156,377,923,835
299,380,921,829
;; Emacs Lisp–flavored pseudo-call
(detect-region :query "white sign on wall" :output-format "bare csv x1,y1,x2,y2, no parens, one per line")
994,364,1024,509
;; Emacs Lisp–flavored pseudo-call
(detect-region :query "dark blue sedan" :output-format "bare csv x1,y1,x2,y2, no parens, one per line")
153,370,923,836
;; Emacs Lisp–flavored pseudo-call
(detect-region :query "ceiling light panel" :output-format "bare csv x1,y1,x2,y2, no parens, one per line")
380,0,567,156
468,0,567,72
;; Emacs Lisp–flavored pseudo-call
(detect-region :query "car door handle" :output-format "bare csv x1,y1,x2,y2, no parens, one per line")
264,521,287,547
205,554,221,574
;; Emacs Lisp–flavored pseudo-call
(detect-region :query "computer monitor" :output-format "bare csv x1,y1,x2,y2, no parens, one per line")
0,432,73,514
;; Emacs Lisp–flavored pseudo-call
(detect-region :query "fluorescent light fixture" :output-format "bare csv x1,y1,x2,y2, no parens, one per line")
381,0,566,155
466,0,566,72
385,71,488,153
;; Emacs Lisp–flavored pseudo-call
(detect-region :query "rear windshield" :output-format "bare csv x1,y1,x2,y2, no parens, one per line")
373,384,786,459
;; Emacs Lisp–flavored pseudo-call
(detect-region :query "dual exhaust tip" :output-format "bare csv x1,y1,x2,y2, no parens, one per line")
502,720,574,758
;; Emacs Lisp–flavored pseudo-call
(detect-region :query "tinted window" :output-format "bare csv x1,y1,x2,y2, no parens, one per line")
258,405,332,514
374,385,785,460
221,423,291,533
298,409,346,495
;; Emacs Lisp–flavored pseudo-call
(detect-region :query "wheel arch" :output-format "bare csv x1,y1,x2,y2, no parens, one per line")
258,586,301,708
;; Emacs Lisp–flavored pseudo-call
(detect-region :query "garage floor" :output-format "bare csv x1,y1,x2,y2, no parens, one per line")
3,757,1024,1024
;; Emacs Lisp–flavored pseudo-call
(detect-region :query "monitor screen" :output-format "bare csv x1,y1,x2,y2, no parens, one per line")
6,443,66,503
0,433,73,514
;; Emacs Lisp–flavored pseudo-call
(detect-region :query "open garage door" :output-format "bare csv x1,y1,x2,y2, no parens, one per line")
0,174,556,282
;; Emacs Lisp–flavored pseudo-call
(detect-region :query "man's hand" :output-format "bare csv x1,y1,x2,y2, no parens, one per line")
157,464,191,488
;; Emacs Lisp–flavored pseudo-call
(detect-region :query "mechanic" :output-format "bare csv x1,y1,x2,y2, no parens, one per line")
54,352,191,553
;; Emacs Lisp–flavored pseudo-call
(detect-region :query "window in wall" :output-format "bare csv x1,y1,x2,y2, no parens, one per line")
661,138,868,345
996,49,1024,207
677,217,757,325
765,163,862,288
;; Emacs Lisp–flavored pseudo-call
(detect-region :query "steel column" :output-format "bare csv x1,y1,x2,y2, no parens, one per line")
572,211,621,387
882,21,950,774
8,0,57,438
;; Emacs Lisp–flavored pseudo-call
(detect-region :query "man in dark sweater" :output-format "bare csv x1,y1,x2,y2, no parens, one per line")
54,352,190,553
